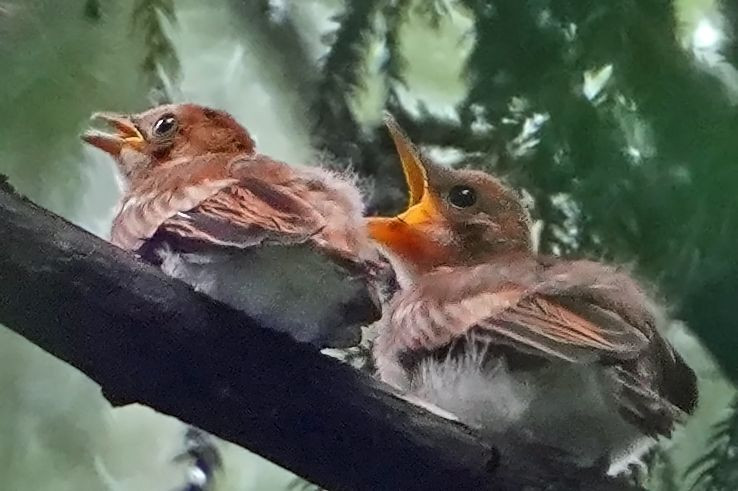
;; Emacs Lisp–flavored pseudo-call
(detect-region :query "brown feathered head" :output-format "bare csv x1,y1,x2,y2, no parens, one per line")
82,103,255,184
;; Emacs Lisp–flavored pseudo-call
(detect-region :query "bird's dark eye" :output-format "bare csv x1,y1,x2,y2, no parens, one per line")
153,115,177,137
448,185,477,208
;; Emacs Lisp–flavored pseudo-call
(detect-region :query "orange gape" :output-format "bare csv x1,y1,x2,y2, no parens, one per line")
367,216,449,273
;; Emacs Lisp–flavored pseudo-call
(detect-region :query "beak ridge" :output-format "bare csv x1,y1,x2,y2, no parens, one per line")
383,112,428,207
82,113,145,155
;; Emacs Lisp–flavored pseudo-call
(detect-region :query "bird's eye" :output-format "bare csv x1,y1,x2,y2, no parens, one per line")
153,115,177,137
448,185,477,208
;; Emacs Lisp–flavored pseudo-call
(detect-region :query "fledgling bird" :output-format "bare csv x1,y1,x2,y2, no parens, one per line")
367,115,698,472
82,103,382,348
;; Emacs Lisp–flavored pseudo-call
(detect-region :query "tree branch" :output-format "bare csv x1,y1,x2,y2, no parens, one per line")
0,179,632,491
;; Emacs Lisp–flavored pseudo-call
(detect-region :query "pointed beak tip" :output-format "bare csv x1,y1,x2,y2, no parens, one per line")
80,132,120,155
382,117,428,207
83,111,145,151
89,112,114,125
89,111,123,121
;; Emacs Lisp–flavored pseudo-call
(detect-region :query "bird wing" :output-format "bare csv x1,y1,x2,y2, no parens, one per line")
387,260,695,436
111,153,328,254
390,262,651,364
157,175,326,250
131,153,330,253
483,293,651,363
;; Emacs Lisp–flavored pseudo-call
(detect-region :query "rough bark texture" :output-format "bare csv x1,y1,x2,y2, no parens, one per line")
0,179,633,491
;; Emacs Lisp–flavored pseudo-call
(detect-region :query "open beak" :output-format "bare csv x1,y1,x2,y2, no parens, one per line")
81,112,145,155
385,114,427,211
367,114,444,261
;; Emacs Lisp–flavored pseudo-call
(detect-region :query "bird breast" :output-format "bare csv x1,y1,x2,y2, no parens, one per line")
377,335,651,471
157,242,376,349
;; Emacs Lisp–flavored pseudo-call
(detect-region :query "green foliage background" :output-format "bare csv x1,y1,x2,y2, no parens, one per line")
1,0,737,489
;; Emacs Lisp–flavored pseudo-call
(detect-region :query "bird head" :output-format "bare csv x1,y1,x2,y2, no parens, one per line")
82,103,255,184
367,114,532,282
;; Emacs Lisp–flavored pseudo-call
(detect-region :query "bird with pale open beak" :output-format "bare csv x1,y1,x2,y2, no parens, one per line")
82,103,385,349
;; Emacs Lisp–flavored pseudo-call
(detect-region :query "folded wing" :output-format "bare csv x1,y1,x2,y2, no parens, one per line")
387,260,696,435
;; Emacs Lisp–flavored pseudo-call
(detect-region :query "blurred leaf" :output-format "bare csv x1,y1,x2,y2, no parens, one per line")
131,0,180,103
685,397,738,490
83,0,100,21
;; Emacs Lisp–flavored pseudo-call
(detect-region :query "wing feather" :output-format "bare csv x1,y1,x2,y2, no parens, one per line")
160,178,326,249
380,261,694,438
389,265,650,364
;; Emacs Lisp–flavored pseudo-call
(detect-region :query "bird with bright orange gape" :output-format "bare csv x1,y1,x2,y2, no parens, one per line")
368,114,697,476
82,103,698,480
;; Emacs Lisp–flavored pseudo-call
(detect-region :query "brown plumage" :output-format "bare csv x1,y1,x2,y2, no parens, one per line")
367,115,698,471
82,103,382,348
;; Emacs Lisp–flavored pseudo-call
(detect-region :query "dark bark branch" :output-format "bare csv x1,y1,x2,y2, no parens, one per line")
0,179,632,491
